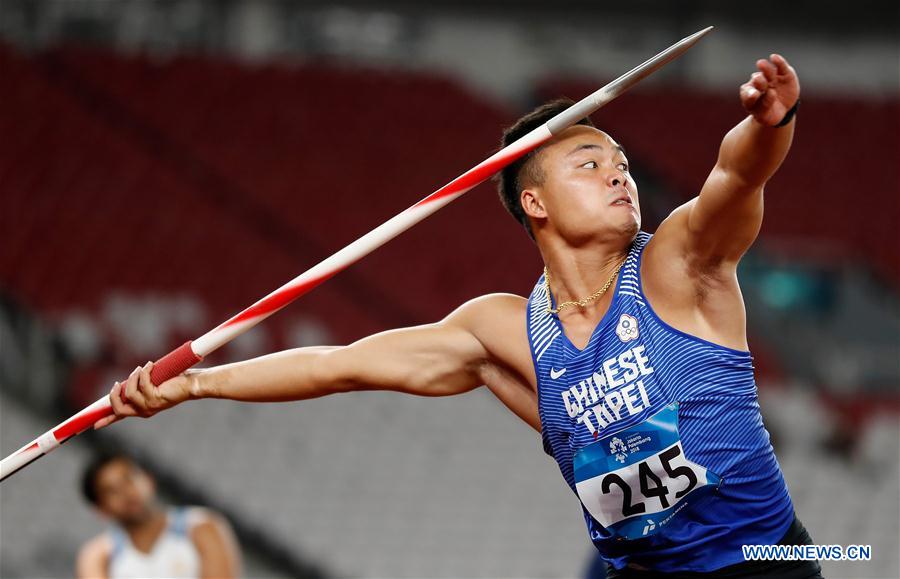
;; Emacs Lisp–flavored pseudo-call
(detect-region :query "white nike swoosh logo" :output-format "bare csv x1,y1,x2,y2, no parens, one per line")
550,368,567,379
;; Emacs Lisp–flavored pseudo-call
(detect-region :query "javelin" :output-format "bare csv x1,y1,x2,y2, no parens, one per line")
0,26,713,482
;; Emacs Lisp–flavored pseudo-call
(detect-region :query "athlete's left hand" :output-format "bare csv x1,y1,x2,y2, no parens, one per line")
739,54,800,126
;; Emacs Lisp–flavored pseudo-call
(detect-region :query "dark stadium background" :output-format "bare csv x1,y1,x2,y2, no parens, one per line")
1,1,897,577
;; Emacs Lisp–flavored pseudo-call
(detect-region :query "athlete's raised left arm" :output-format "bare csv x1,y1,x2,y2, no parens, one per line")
685,54,800,266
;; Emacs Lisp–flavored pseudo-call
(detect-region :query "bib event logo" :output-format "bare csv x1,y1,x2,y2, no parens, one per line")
610,437,629,463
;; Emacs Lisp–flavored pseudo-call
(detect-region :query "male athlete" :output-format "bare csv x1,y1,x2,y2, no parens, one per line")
97,54,821,577
77,452,241,578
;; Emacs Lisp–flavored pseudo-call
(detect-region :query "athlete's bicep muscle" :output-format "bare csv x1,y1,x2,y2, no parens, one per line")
322,300,492,397
688,163,765,265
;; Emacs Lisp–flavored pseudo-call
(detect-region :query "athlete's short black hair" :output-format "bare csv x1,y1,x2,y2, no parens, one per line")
496,98,595,240
81,451,134,505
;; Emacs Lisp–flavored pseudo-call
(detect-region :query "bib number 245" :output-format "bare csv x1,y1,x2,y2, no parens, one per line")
601,444,698,517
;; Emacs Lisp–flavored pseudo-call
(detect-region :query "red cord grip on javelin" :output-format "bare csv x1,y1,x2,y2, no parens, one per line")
150,341,203,385
119,341,202,402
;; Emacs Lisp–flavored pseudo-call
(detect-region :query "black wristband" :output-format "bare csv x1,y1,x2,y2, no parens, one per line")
775,99,799,127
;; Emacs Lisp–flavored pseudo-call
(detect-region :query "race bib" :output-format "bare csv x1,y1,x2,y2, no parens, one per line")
573,402,721,539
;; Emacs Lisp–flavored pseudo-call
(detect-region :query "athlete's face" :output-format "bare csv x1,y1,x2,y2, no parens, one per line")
523,126,640,244
93,459,156,526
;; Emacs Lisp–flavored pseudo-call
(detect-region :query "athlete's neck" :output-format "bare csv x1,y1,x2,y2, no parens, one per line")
539,237,631,309
122,506,167,547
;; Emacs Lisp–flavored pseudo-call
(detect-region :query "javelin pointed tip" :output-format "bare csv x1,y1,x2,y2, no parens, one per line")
676,26,714,49
688,26,715,41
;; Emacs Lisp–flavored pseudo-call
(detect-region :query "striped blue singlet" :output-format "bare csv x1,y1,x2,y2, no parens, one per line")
527,231,794,573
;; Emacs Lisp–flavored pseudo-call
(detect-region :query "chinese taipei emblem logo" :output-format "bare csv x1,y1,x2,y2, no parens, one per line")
616,313,639,342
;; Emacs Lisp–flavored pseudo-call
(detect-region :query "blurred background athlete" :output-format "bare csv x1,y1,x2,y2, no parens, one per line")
77,452,241,578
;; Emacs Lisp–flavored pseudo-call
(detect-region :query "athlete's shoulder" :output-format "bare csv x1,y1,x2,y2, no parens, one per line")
446,293,538,409
446,293,527,328
463,292,527,311
76,533,112,578
78,532,113,557
186,507,240,575
181,505,213,525
445,293,531,363
187,506,230,540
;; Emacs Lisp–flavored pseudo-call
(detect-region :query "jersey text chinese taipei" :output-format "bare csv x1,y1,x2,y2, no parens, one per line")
526,232,794,573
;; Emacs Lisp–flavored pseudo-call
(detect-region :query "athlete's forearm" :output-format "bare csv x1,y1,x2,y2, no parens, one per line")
190,322,485,402
191,346,343,403
717,114,794,190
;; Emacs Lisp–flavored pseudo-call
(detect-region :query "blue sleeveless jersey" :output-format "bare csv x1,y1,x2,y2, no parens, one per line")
527,232,794,573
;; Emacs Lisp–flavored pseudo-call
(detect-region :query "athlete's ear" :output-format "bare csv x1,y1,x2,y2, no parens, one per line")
521,188,547,220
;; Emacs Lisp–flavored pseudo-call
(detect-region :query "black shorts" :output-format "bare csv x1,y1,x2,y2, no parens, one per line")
607,514,824,579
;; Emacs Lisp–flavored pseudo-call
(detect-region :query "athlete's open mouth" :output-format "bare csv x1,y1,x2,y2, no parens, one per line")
610,194,633,206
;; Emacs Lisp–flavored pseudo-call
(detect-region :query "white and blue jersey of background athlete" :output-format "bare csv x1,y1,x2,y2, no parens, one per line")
527,232,794,573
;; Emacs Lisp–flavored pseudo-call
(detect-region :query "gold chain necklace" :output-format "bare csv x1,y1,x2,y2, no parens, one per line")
544,258,627,315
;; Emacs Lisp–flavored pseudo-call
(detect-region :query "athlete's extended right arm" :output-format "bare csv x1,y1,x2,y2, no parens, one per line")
95,303,490,427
